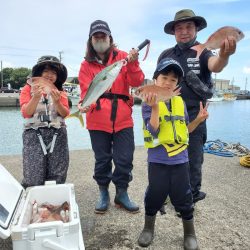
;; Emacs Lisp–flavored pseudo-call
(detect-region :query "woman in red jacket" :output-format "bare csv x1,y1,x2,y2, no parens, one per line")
78,20,144,214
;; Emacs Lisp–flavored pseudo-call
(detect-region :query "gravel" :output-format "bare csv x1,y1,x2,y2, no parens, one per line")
0,147,249,250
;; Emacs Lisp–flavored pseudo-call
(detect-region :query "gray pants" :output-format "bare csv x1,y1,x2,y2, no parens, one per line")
22,127,69,188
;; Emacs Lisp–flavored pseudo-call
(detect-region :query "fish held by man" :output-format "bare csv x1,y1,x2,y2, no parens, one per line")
133,84,181,102
191,26,245,57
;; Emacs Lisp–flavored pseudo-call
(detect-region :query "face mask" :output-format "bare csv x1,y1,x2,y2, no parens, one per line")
92,40,110,53
177,36,197,50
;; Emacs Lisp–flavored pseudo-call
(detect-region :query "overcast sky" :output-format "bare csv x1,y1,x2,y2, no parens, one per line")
1,0,250,90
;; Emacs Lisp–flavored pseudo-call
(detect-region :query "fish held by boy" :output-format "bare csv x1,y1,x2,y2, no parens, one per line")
133,83,181,102
191,26,244,58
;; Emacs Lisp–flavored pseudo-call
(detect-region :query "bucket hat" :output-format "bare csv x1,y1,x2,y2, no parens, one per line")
164,9,207,35
153,58,184,79
89,20,111,37
32,55,67,86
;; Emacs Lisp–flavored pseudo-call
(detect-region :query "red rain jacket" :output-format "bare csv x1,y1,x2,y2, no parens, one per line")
78,48,144,133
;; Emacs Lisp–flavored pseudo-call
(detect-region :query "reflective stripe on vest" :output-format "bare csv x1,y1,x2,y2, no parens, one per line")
143,96,189,156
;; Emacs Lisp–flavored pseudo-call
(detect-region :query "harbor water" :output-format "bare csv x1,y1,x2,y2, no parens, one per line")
0,100,250,156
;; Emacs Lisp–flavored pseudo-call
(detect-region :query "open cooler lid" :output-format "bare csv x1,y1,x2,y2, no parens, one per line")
0,164,24,239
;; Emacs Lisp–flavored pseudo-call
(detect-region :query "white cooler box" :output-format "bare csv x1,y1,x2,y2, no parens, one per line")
0,164,85,250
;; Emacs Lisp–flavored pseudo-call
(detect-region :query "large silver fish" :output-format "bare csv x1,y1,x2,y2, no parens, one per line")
191,26,244,57
66,60,125,127
80,60,125,108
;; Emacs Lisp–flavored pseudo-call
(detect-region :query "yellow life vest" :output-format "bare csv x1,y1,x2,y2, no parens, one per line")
143,96,189,157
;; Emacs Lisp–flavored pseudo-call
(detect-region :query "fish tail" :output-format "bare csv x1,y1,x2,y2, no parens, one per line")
66,110,84,127
196,44,206,59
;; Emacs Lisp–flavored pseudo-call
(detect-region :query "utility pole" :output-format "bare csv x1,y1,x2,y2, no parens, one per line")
245,77,248,93
1,61,3,88
231,77,234,93
59,51,64,62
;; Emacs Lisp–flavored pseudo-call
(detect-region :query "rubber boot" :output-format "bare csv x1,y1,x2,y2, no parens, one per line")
138,215,156,247
95,186,110,214
182,218,199,250
114,188,139,213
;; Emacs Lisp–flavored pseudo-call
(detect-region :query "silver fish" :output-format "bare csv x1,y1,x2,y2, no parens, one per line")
66,60,125,127
191,26,244,57
80,60,125,108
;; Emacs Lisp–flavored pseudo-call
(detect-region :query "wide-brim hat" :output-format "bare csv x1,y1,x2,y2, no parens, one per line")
164,9,207,35
32,55,67,86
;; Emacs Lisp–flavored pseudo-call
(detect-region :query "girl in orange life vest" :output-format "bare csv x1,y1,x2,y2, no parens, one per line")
20,56,70,188
137,58,208,249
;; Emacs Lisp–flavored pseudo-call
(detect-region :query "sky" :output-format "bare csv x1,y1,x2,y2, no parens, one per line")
1,0,250,90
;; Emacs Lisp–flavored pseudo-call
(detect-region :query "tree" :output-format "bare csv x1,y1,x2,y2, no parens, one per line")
0,67,31,89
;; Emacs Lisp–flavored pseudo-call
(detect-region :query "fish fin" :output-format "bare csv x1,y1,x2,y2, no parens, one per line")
66,110,84,127
191,44,206,59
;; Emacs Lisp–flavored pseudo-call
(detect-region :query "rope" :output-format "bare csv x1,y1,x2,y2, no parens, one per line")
203,139,250,158
240,155,250,168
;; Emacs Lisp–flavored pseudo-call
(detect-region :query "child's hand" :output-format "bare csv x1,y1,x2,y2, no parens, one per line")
197,102,209,122
143,92,158,106
31,83,43,99
50,89,61,103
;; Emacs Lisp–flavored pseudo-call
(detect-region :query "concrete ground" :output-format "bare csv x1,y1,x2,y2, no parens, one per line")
0,147,250,250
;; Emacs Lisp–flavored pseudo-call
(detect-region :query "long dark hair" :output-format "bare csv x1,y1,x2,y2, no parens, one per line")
85,36,116,64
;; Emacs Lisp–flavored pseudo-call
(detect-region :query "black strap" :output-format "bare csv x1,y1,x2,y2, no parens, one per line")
96,93,130,121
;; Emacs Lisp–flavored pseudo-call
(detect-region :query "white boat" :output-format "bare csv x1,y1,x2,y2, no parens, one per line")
208,95,223,102
63,83,80,106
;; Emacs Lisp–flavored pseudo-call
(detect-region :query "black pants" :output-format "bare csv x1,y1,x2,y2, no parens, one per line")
22,127,69,188
188,122,207,196
89,128,135,188
144,162,193,220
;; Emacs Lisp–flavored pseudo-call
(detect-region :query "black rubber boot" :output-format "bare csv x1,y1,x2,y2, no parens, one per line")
193,191,206,203
138,215,156,247
182,218,199,250
95,186,110,214
114,188,139,213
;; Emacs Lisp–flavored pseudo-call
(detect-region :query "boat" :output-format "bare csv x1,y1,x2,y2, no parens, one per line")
223,93,237,101
208,94,224,102
63,83,80,106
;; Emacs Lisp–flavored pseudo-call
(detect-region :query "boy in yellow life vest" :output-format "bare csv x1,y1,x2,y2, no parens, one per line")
137,58,209,249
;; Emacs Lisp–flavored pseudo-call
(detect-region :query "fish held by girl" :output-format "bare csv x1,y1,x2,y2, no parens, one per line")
27,77,57,94
191,26,244,58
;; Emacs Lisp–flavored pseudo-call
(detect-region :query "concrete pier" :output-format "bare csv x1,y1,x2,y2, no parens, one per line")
0,93,20,107
0,148,250,249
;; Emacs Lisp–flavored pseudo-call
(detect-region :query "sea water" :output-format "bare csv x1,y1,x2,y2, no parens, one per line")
0,100,250,156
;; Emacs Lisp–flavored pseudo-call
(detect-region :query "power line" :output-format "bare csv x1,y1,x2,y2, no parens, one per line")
0,53,36,57
0,46,57,52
